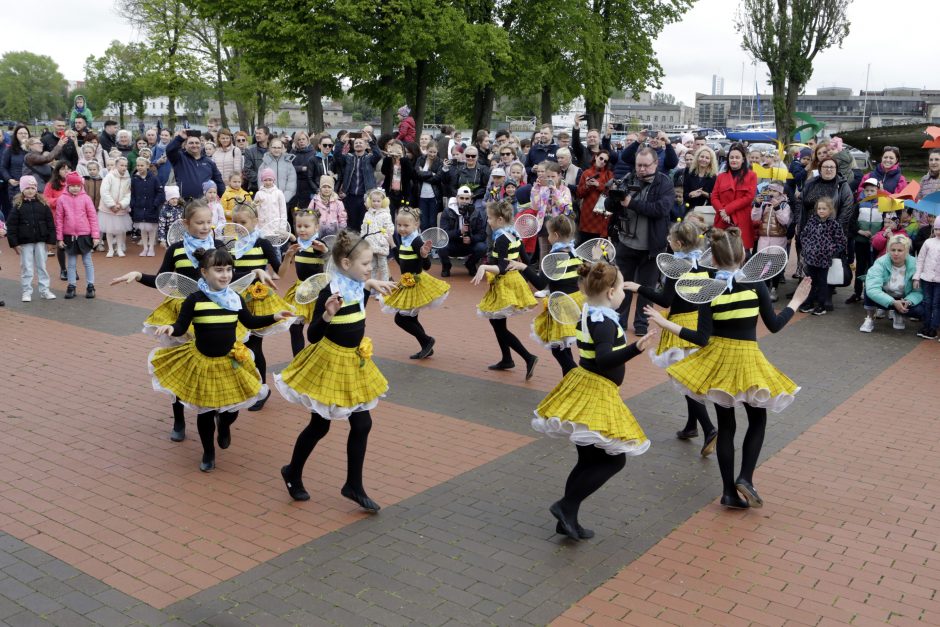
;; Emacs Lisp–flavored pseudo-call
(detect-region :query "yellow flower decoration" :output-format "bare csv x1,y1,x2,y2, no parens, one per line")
248,282,269,300
357,337,374,367
399,273,416,288
229,344,252,369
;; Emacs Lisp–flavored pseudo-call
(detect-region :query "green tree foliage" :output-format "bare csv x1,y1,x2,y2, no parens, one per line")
735,0,851,144
0,51,68,122
84,41,154,128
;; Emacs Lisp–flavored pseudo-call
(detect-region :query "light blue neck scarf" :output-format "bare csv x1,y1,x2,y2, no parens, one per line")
182,232,214,267
198,278,242,311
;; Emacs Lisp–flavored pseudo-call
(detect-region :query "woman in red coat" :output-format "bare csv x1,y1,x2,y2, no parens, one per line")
711,143,758,249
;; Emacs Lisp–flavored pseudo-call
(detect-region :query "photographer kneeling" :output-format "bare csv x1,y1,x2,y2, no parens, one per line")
604,146,674,335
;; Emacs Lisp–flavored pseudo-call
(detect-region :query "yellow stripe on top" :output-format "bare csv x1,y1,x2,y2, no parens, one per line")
192,301,239,324
492,239,521,260
576,325,625,359
330,301,366,325
234,246,266,269
712,288,758,321
560,256,582,280
173,247,196,270
398,244,418,260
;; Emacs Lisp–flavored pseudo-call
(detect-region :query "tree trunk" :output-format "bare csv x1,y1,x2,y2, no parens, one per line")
770,76,793,150
118,103,125,129
305,82,324,134
540,84,553,125
234,102,250,134
214,29,227,128
379,74,395,135
584,99,605,131
256,92,268,128
168,94,177,131
413,59,429,134
471,85,495,138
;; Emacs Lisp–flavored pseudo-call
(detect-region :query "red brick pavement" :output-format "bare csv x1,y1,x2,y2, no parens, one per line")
554,340,940,626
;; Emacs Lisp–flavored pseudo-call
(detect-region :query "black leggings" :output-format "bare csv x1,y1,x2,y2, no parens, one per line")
394,313,431,347
557,445,626,520
172,400,185,431
488,318,533,363
289,323,306,356
287,411,372,493
550,347,577,375
56,247,66,273
196,410,238,461
244,335,266,383
681,396,715,434
853,240,873,298
714,404,766,497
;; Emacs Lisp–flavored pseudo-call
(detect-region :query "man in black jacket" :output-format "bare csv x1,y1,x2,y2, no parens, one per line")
438,186,488,276
442,147,490,200
605,146,674,335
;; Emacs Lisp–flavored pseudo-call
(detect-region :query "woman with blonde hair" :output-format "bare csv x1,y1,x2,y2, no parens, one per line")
683,146,718,212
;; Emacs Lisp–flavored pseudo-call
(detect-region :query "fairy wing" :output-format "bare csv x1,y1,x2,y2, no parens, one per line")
215,222,249,243
294,273,332,305
575,237,616,263
420,227,449,249
165,220,187,246
260,220,292,247
697,248,715,269
513,213,542,238
674,276,728,304
540,252,575,281
547,291,582,325
155,272,200,299
656,253,693,279
229,273,258,294
321,234,337,251
737,245,788,283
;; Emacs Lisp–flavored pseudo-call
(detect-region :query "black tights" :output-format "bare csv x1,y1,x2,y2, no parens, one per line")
681,396,715,434
557,445,626,521
286,410,373,494
197,410,238,461
56,247,66,273
394,313,431,347
289,323,306,356
714,404,766,497
550,347,577,375
172,400,185,431
489,318,533,363
244,335,266,383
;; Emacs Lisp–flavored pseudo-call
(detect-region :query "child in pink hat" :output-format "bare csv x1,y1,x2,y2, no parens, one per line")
56,172,101,299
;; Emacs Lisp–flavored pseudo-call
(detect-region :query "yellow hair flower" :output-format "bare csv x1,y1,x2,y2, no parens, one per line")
399,272,416,288
357,337,374,367
248,282,269,300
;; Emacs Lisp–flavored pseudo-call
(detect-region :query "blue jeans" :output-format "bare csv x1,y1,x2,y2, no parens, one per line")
920,280,940,333
419,196,439,231
67,250,95,286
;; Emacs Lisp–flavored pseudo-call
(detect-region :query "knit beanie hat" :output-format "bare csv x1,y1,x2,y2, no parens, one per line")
798,148,812,159
165,185,180,200
398,105,411,118
260,168,275,181
319,175,334,188
202,180,216,194
65,172,83,186
19,175,38,190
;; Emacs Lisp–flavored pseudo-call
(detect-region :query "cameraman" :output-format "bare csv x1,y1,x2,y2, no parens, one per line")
439,186,488,277
604,146,674,335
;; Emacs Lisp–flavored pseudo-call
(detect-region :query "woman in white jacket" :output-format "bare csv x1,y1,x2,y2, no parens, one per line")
212,129,243,182
98,157,133,257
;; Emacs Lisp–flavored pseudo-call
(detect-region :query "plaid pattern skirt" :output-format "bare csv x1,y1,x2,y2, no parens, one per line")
149,342,266,413
274,337,388,420
143,296,248,345
533,367,650,456
650,311,700,369
477,270,537,319
380,272,450,317
667,336,800,412
285,280,315,324
240,283,295,337
530,290,585,349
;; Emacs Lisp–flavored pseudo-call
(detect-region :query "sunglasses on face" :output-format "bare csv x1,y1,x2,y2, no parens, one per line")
500,152,512,156
465,154,477,158
322,143,333,148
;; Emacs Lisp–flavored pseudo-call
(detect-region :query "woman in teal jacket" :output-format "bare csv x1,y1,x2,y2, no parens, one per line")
860,234,924,333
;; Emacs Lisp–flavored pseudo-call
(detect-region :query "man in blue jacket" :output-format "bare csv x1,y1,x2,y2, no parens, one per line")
166,130,224,201
338,134,382,232
524,124,558,179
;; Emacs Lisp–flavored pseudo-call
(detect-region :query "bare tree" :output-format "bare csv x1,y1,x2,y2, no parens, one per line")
735,0,851,145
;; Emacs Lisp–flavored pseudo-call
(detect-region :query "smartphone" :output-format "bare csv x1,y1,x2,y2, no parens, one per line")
348,132,362,140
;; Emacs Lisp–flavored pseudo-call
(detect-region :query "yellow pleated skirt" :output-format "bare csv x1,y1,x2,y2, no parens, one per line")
650,310,700,368
477,270,537,319
667,336,800,412
143,297,190,346
533,367,650,455
530,290,585,349
240,282,295,337
381,271,451,316
149,342,266,413
285,280,315,323
274,337,388,420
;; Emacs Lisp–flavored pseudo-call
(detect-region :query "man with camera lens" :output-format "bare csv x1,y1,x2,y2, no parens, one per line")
604,146,674,335
438,186,488,277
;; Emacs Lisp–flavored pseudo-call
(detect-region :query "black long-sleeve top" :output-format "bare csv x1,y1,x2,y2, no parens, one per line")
576,317,642,386
682,171,717,209
679,281,794,346
306,285,366,348
546,250,582,294
390,233,432,275
294,243,326,281
171,292,276,356
488,233,530,274
637,269,711,316
139,240,225,288
233,237,280,280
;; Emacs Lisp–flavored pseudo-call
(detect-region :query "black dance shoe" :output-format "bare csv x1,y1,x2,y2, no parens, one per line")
735,478,764,508
341,485,380,512
170,425,186,442
524,355,539,381
701,430,718,457
281,466,310,501
720,493,749,509
199,457,215,473
248,389,271,412
410,337,435,360
556,521,595,539
549,501,580,541
487,360,515,371
676,427,699,440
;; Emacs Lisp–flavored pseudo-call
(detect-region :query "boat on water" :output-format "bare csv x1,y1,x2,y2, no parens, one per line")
725,122,778,142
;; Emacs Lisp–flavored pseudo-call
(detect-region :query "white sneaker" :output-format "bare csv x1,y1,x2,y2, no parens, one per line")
117,249,126,257
893,316,906,330
106,250,114,258
875,309,886,319
533,289,549,298
859,317,875,333
40,291,56,300
21,293,31,302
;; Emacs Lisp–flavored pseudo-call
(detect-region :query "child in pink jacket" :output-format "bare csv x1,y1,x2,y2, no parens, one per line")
308,175,347,236
56,172,101,299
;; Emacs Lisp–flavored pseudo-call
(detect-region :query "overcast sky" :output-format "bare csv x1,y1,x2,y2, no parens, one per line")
1,0,931,105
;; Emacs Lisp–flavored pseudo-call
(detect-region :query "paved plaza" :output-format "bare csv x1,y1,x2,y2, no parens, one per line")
1,253,938,626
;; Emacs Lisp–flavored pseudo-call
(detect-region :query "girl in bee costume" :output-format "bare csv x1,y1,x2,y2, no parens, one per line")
533,262,655,540
230,201,295,411
282,207,329,355
472,200,540,380
530,214,585,375
380,205,450,359
151,247,292,472
646,227,811,509
276,230,397,512
624,219,718,456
